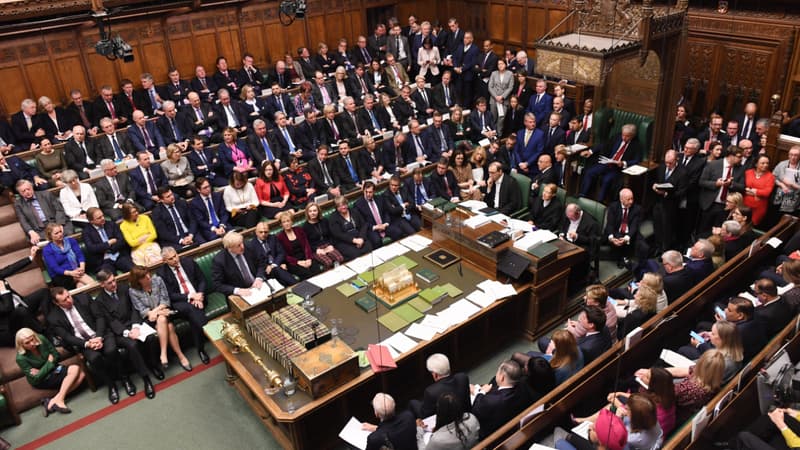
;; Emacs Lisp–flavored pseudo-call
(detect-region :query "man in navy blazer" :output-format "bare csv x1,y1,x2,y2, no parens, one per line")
186,136,226,187
83,207,133,274
426,113,454,159
383,175,421,231
579,124,642,201
512,113,545,178
128,151,168,210
213,90,248,134
452,32,480,107
354,181,415,246
190,177,231,242
685,239,716,283
577,306,613,364
540,112,566,157
127,110,167,155
151,187,204,248
264,83,297,121
429,157,460,200
403,119,437,163
471,360,532,439
526,79,553,128
0,152,48,192
403,168,434,212
245,222,296,287
470,99,497,143
212,231,267,297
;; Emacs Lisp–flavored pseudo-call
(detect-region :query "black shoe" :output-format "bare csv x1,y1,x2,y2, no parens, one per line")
143,376,156,399
123,378,136,397
199,349,210,365
108,385,120,404
52,405,71,414
41,397,51,417
151,365,165,380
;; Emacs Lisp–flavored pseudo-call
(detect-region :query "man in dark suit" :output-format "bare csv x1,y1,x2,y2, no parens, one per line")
349,64,376,103
212,231,268,297
0,152,48,192
735,102,759,143
565,117,590,147
685,239,716,283
426,112,455,160
128,151,168,210
531,154,558,196
115,80,139,124
336,141,361,192
297,47,318,80
83,207,132,274
471,359,531,439
651,150,687,253
319,105,348,147
309,145,347,198
164,68,192,106
470,98,497,143
66,89,98,134
273,112,311,163
432,71,460,112
95,118,135,161
358,95,386,136
183,92,219,143
383,175,421,232
0,246,49,347
237,53,265,93
152,187,203,248
63,125,99,179
93,271,159,398
14,180,71,244
696,114,730,152
540,112,566,157
411,76,436,121
311,71,338,111
354,181,415,246
127,110,167,155
697,145,744,235
95,159,140,221
367,24,388,60
387,25,411,70
246,222,296,287
753,278,793,337
577,306,613,364
10,99,41,150
264,83,296,121
294,110,324,158
158,247,210,364
429,157,460,200
579,124,642,201
723,297,767,362
476,39,499,100
190,65,219,103
529,183,563,232
157,100,191,148
677,138,707,247
363,393,417,450
510,50,536,76
409,353,470,418
213,89,248,135
513,113,545,178
136,73,164,117
352,35,376,67
661,250,695,304
526,80,552,128
551,97,572,130
94,86,128,128
186,136,225,188
246,119,282,169
484,161,521,215
452,31,479,106
47,287,125,404
190,177,231,242
404,119,437,164
212,56,239,97
0,119,16,154
404,167,434,213
605,188,646,268
560,203,600,265
266,60,292,91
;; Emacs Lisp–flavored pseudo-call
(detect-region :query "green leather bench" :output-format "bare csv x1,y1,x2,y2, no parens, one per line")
592,107,654,161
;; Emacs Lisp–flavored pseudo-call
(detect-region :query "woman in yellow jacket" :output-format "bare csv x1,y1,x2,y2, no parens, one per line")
119,203,160,265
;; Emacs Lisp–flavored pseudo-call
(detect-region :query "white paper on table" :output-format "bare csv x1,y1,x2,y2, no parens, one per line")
346,254,378,274
420,314,450,332
372,242,407,262
136,322,157,342
494,283,517,299
571,420,592,440
471,168,485,183
437,307,468,328
241,283,275,305
339,416,370,450
477,279,497,292
507,218,533,232
464,215,491,229
766,237,783,249
398,235,432,252
405,323,439,341
460,200,488,212
267,279,284,292
381,332,417,354
467,290,495,308
451,299,481,318
442,113,450,121
489,213,511,224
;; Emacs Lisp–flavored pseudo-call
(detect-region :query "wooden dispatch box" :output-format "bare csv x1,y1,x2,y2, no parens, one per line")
290,339,359,399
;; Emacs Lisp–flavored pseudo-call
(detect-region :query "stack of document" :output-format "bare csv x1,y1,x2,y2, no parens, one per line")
464,214,491,229
513,229,558,251
345,254,381,274
339,417,371,450
308,265,356,289
240,283,276,305
381,332,418,355
372,242,410,261
476,280,517,300
398,235,432,252
460,200,488,212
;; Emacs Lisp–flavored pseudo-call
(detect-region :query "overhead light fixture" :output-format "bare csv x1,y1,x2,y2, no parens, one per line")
93,10,134,62
279,0,306,26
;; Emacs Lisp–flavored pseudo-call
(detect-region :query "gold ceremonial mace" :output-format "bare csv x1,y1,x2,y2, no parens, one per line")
222,322,283,393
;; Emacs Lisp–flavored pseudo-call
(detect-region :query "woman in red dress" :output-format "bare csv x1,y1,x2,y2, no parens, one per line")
743,154,775,226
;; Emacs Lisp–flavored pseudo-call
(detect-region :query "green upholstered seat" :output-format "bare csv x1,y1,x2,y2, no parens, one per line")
194,249,229,319
592,107,653,162
510,172,532,219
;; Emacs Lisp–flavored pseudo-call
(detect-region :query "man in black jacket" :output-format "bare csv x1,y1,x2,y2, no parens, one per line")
471,359,531,439
409,353,470,418
577,306,613,364
484,161,521,215
83,207,132,274
362,393,417,450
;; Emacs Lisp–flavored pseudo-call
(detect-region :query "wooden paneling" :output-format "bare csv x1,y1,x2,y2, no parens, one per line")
0,68,27,117
24,62,59,105
488,4,506,42
307,16,327,54
507,5,523,44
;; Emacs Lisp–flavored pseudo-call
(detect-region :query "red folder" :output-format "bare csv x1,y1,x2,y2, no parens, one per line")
367,344,397,373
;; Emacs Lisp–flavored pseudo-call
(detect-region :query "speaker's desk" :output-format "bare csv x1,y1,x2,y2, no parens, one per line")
207,235,531,450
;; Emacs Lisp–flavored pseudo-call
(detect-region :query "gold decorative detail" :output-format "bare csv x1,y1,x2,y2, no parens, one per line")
222,321,283,393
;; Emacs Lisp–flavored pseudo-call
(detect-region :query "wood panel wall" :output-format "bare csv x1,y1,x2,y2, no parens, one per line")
0,0,433,118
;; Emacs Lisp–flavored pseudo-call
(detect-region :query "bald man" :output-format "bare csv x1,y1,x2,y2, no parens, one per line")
603,188,644,269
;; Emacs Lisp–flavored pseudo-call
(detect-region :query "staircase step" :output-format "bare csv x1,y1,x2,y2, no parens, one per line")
0,204,18,227
0,222,31,255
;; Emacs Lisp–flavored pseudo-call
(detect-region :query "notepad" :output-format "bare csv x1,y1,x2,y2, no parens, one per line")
394,303,424,323
354,296,377,313
441,282,463,298
378,311,409,332
408,297,432,313
390,255,418,270
336,281,366,297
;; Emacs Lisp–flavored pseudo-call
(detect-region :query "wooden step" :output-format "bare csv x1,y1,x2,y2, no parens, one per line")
0,222,32,255
0,204,18,227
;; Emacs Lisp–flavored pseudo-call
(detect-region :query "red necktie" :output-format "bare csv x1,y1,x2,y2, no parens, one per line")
107,101,116,119
444,175,452,198
175,267,189,293
583,114,589,130
620,208,628,234
611,141,629,161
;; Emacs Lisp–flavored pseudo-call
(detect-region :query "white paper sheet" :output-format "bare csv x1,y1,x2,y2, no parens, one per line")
467,290,495,308
420,314,450,332
339,416,371,450
405,323,439,341
381,332,418,354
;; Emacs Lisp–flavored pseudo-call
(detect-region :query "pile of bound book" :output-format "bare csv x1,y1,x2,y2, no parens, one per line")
245,311,308,372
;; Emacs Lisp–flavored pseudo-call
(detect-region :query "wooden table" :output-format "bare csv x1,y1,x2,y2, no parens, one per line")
206,239,531,450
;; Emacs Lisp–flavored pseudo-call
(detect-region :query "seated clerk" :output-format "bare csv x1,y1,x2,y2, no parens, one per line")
409,353,470,420
660,250,695,304
186,135,227,187
157,247,210,365
189,177,231,243
354,181,415,247
245,221,297,288
471,359,532,439
404,119,438,165
308,145,348,199
578,123,641,201
403,167,434,213
211,231,267,298
529,182,563,232
429,157,460,201
382,175,421,232
328,195,374,261
361,393,417,450
483,161,521,215
753,277,793,338
83,207,133,274
151,186,203,249
512,112,545,178
574,305,613,364
538,284,617,353
128,151,168,211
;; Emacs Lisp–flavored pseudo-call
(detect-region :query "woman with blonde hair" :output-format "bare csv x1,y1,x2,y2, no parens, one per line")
615,285,658,340
302,202,344,269
16,327,84,416
119,203,161,266
42,223,93,289
679,320,744,382
613,272,668,318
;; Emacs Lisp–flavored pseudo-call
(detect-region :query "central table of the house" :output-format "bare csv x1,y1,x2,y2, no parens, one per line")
205,209,585,450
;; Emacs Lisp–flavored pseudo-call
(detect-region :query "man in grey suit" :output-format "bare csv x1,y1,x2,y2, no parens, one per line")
14,179,72,244
697,145,744,235
387,24,411,70
94,159,141,221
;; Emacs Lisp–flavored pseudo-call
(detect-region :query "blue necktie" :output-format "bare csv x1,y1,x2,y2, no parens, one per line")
149,89,158,110
98,227,108,242
111,136,123,159
415,184,425,205
261,137,275,161
206,197,220,228
169,205,187,237
369,110,380,131
345,157,359,182
396,193,410,220
283,128,295,153
170,118,181,141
